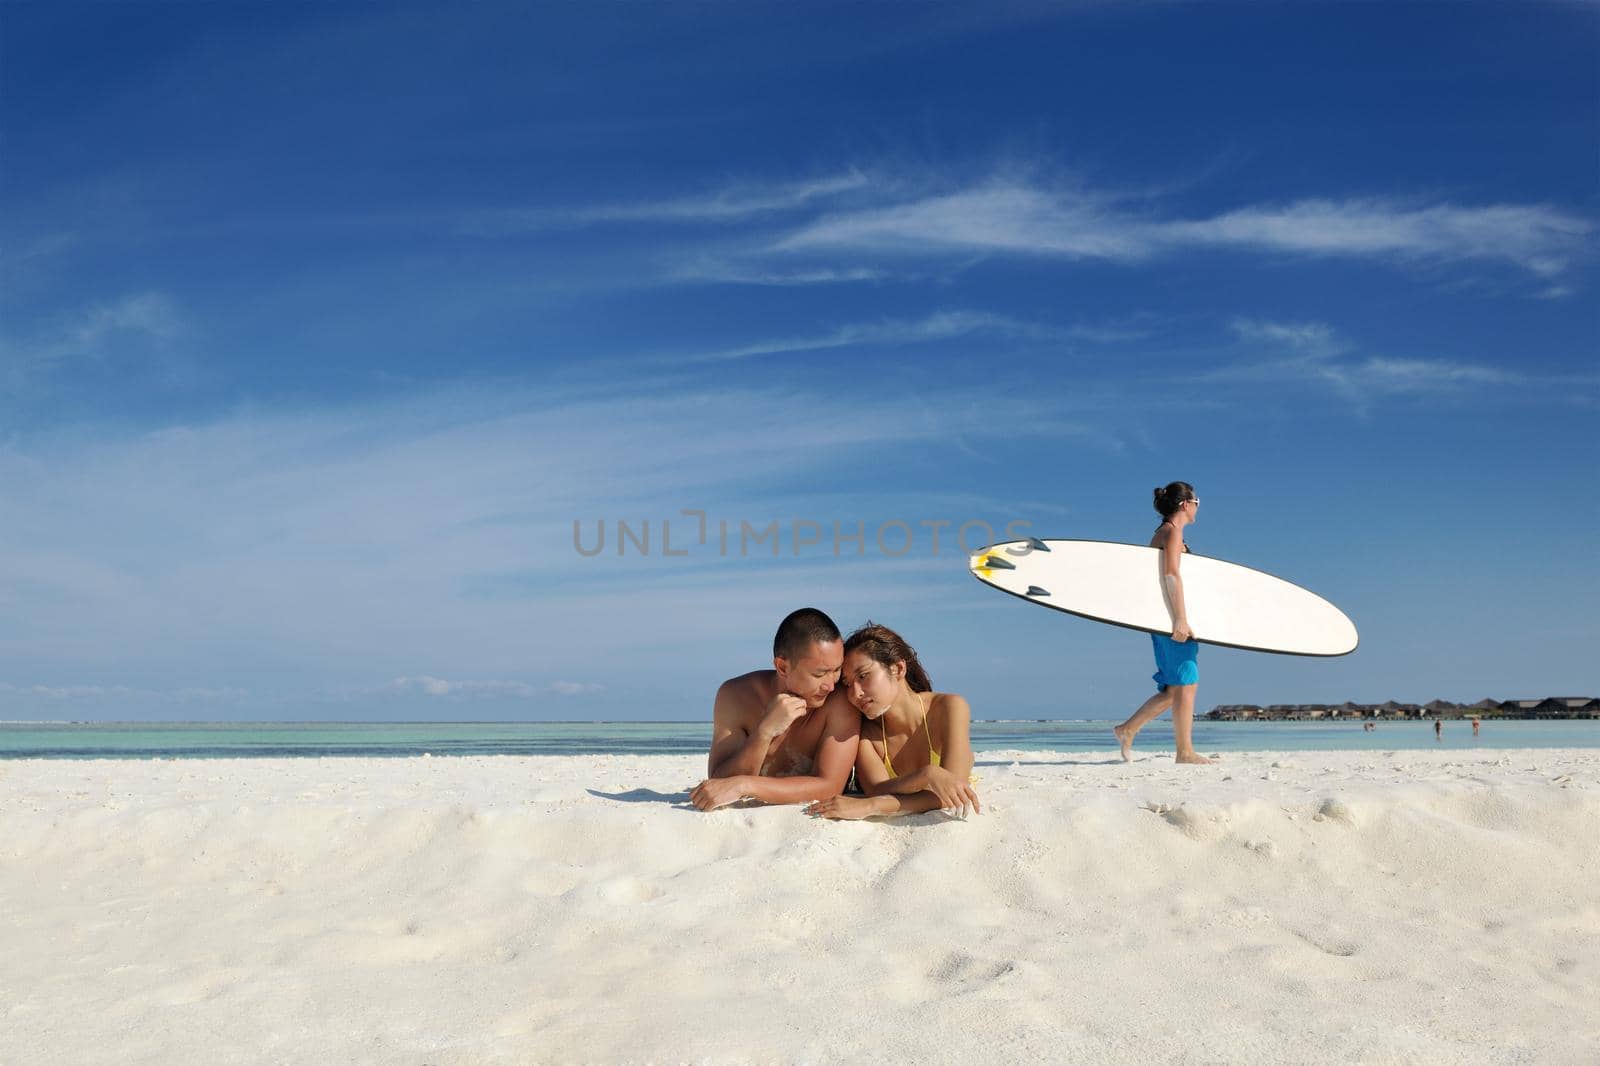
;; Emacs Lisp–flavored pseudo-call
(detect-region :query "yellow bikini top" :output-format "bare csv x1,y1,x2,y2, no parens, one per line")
878,716,938,779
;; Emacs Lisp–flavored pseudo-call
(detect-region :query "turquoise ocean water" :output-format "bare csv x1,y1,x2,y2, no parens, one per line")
2,719,1596,760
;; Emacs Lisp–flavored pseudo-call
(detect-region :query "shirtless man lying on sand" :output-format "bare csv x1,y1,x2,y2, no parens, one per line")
689,607,861,811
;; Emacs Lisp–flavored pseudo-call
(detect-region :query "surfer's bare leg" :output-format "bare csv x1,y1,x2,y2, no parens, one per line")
1114,690,1173,761
1171,684,1212,764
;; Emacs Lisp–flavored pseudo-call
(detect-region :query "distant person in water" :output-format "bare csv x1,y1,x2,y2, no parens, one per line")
1435,718,1443,741
1113,482,1213,765
806,623,980,820
690,607,861,811
1472,717,1481,738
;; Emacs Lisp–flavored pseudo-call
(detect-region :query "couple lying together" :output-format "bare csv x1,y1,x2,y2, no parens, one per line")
689,608,980,819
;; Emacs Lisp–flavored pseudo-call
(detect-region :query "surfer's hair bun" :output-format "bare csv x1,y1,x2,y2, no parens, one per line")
1153,481,1197,517
844,622,933,693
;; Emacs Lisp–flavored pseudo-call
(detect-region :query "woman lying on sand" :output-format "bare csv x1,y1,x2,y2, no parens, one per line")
805,623,980,819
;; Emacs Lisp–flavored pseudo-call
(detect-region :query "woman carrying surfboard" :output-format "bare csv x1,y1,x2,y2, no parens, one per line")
1113,482,1214,764
805,623,980,819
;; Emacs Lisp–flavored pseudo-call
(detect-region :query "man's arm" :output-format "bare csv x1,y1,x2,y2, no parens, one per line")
707,680,799,778
710,694,860,806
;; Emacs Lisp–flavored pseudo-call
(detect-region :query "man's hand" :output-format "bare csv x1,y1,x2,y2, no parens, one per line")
923,765,981,816
758,693,807,739
805,796,882,820
690,776,749,811
1171,620,1193,643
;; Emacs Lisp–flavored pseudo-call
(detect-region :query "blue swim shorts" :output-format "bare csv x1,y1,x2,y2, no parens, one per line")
1151,633,1200,690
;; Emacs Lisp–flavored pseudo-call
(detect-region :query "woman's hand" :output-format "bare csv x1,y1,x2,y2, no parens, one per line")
805,795,881,820
924,765,981,816
1171,620,1193,643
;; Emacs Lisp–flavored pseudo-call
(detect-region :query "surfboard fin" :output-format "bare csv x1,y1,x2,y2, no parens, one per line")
1026,585,1050,597
977,554,1016,571
1003,536,1050,556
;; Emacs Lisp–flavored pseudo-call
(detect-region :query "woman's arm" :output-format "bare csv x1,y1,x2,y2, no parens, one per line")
935,694,974,781
804,732,947,819
805,790,947,819
858,698,980,815
853,729,894,793
1159,525,1192,642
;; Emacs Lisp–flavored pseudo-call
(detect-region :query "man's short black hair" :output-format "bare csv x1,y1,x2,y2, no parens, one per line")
773,607,841,662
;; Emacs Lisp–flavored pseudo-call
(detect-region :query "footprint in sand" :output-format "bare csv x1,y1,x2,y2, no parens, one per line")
1244,839,1278,860
1313,798,1356,825
928,950,1017,988
1157,804,1229,841
1286,925,1359,958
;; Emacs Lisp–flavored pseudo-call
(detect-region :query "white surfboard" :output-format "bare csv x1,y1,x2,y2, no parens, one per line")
969,539,1358,657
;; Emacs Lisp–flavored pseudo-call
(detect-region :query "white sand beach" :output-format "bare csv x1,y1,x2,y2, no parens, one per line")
4,748,1597,1065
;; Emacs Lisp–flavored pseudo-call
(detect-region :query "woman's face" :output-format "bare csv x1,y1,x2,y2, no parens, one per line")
844,650,903,719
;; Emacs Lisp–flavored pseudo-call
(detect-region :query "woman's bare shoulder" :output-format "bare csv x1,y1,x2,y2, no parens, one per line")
930,691,971,721
1152,522,1182,547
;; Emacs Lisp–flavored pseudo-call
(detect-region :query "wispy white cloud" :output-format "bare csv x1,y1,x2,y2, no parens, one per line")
456,169,1590,290
381,676,538,699
45,292,182,360
1059,319,1159,344
776,181,1146,259
670,310,1059,363
1167,200,1589,278
0,683,136,700
548,680,604,696
1228,317,1346,358
1314,357,1520,395
1212,317,1538,406
771,178,1591,279
2,292,186,388
464,170,875,233
662,259,889,286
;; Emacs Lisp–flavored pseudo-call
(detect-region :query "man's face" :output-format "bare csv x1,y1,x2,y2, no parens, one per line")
775,639,844,708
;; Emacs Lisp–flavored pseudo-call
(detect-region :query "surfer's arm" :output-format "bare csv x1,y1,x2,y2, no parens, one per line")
1159,526,1192,639
706,682,774,778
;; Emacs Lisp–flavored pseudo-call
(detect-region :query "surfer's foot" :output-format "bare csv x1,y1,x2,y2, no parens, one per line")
1175,751,1214,765
1113,725,1134,762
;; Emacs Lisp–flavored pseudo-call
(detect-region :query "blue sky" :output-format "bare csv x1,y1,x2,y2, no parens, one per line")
2,1,1596,722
